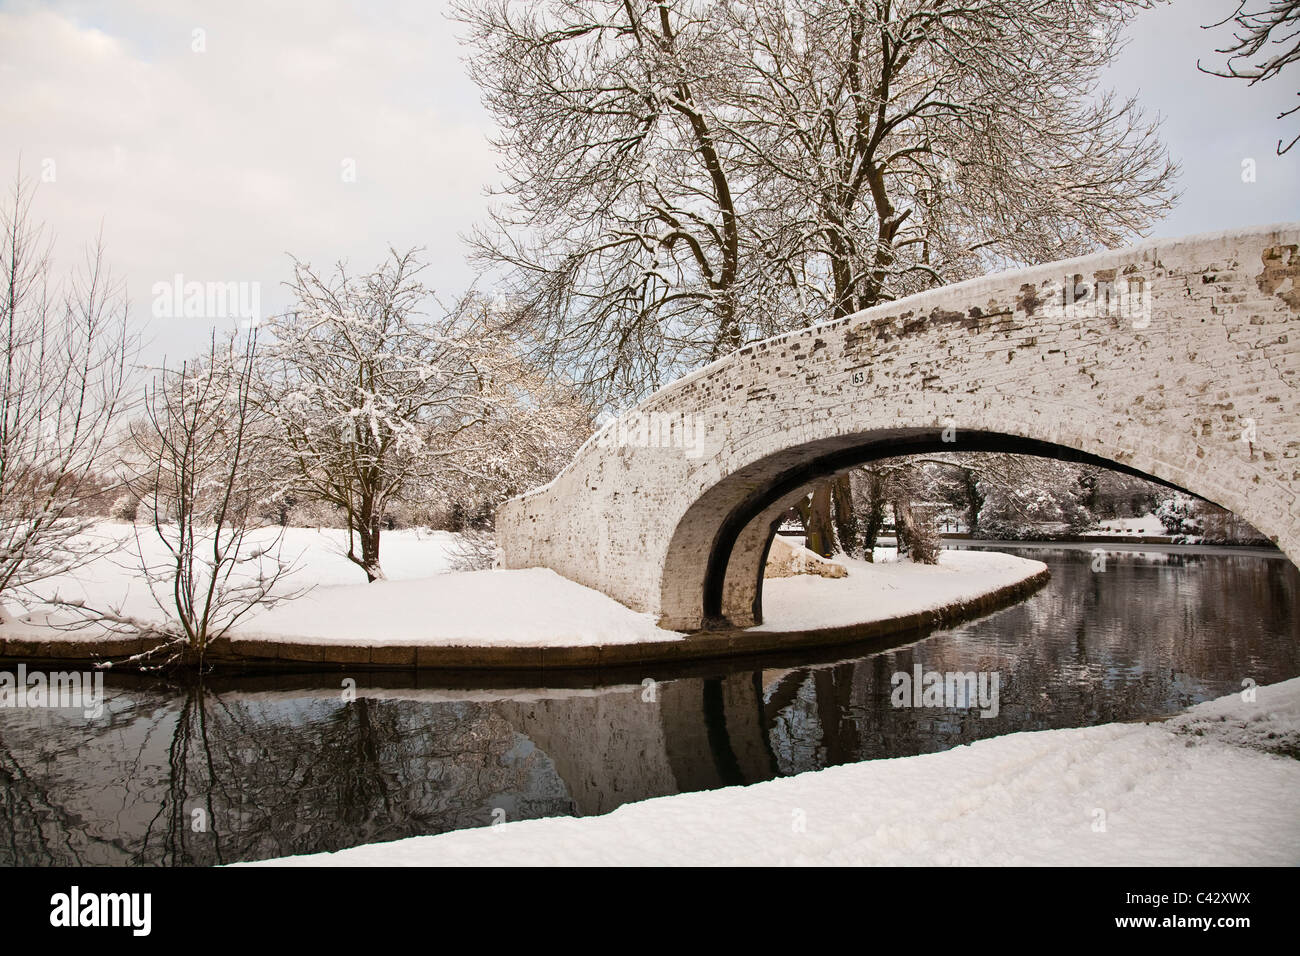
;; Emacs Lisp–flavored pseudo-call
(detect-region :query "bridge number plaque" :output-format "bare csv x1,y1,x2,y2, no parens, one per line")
850,369,866,386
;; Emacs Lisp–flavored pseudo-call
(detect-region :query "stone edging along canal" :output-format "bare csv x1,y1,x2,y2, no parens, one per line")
0,567,1051,674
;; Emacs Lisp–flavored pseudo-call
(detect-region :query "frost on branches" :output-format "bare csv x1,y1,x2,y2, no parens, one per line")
262,249,593,581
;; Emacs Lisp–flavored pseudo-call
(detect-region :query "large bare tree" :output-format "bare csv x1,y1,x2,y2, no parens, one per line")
721,0,1177,320
459,0,1176,386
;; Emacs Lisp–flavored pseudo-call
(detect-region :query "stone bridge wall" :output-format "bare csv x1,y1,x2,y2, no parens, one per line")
498,225,1300,630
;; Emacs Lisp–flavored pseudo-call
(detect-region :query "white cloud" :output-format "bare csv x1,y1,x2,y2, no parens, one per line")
0,0,495,364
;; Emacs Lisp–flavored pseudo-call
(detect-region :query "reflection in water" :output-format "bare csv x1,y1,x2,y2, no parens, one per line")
766,548,1300,774
0,547,1296,865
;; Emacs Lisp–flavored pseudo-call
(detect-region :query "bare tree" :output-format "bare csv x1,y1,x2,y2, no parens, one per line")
1200,0,1300,153
460,0,1179,553
262,250,511,581
455,0,791,403
722,0,1177,319
0,173,134,621
78,332,298,668
459,1,1176,386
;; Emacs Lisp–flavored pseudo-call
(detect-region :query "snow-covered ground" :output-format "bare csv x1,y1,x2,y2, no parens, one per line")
1088,514,1168,536
1,524,1043,647
757,548,1044,632
243,566,677,646
249,678,1300,866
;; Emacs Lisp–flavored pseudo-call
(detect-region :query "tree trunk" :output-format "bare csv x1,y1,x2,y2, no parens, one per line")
361,515,386,581
801,482,836,557
860,468,886,561
962,469,982,536
894,495,939,564
831,473,857,557
349,499,387,582
892,496,914,558
710,291,742,361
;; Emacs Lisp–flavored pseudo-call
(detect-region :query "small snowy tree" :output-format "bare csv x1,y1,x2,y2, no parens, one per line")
107,332,296,667
109,492,139,522
427,296,594,530
0,173,134,620
973,458,1094,538
1155,492,1199,535
263,250,511,581
1155,492,1265,543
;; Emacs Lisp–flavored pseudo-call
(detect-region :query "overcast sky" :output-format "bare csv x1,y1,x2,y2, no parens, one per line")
1,0,1296,367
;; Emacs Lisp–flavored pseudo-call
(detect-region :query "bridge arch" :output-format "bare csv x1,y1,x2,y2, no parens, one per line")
498,225,1300,631
667,428,1203,630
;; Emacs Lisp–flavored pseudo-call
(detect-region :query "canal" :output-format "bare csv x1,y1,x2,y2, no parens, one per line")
0,544,1295,865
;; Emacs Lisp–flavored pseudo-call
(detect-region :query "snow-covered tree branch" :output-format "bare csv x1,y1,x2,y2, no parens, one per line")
261,249,575,581
1200,0,1300,153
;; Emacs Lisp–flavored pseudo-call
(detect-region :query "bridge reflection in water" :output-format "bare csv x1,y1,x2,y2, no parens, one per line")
0,547,1296,866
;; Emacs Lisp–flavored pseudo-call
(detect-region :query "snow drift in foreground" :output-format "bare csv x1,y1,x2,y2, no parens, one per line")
2,525,1045,647
250,678,1300,866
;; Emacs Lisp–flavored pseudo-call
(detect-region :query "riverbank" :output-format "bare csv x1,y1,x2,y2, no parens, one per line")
249,677,1300,866
0,524,1047,670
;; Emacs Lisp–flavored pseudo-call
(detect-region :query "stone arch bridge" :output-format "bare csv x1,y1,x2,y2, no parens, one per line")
499,225,1300,631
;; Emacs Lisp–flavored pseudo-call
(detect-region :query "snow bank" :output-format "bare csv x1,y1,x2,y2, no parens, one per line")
0,525,463,638
241,566,677,646
756,548,1046,632
1166,681,1300,758
249,679,1300,867
2,526,1045,648
764,536,847,578
1088,514,1167,536
221,544,1043,646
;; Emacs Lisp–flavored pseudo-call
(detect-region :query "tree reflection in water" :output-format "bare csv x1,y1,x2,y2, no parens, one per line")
0,683,575,865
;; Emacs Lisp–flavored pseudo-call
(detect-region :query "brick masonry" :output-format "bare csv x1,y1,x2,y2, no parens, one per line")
499,225,1300,630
